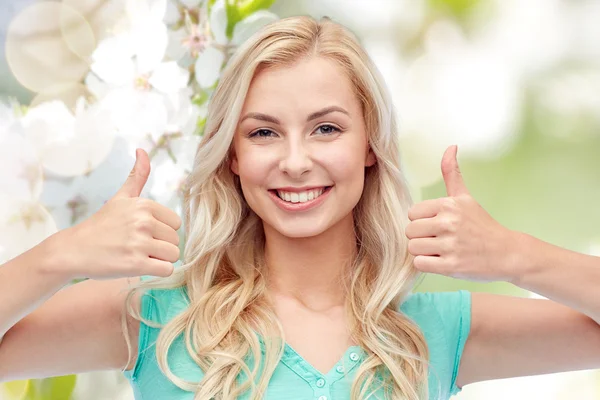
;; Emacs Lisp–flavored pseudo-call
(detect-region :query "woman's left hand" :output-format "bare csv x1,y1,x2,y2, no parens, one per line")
405,145,525,283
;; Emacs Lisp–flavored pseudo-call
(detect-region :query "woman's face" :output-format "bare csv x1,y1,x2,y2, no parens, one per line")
231,56,376,238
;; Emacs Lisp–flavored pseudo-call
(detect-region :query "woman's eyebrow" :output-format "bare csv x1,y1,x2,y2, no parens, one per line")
239,106,350,125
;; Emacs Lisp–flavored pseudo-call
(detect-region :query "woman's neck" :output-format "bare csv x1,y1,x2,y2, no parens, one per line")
263,213,357,311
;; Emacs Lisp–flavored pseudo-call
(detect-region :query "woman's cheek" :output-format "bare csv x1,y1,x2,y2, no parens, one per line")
320,146,362,180
238,149,272,184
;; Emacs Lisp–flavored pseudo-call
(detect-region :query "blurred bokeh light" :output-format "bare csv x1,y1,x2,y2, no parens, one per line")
1,0,599,399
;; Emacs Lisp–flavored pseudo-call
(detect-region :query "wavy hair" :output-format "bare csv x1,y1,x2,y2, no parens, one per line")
122,15,431,400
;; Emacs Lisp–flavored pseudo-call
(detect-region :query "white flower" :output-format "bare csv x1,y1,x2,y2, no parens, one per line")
0,109,48,260
89,8,190,95
0,128,43,201
149,135,201,214
164,87,202,136
118,0,169,72
40,136,156,229
230,9,280,46
148,61,190,92
20,98,117,177
0,101,41,202
87,0,192,144
167,0,278,88
0,195,58,264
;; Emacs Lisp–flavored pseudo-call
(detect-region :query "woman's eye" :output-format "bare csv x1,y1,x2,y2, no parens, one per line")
248,129,276,138
248,124,340,138
316,124,340,135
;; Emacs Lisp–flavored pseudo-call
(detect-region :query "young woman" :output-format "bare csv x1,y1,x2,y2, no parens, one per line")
1,15,600,400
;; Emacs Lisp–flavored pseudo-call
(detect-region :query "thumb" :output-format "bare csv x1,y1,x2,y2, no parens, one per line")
115,148,151,198
441,145,469,197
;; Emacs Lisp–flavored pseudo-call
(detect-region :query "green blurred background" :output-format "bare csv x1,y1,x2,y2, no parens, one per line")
1,0,599,399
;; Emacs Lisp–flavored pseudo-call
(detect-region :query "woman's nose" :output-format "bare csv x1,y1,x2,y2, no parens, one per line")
278,140,313,178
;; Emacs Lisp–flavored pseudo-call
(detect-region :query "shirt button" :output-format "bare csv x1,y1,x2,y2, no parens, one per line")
316,378,325,387
318,396,328,400
336,365,345,373
349,352,360,361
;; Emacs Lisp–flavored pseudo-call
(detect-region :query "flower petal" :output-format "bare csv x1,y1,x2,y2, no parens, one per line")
232,10,279,46
194,45,225,88
180,0,202,8
0,197,57,263
209,0,229,45
149,134,201,211
90,36,135,85
164,0,181,25
164,88,200,135
0,132,42,201
18,99,116,178
133,20,168,73
166,27,187,60
149,0,167,22
100,88,169,142
125,0,166,23
21,101,76,153
149,61,190,93
42,102,117,177
84,72,110,99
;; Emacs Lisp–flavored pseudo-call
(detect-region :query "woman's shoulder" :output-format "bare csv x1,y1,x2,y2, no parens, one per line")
399,289,471,337
400,290,471,319
399,290,473,397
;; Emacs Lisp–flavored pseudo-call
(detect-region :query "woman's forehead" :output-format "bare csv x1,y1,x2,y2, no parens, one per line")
241,57,361,119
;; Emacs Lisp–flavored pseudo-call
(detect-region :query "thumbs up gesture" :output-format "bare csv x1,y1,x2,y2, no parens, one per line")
405,145,522,283
57,149,182,280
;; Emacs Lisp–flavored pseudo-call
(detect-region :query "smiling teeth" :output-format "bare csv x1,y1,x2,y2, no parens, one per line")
277,188,325,203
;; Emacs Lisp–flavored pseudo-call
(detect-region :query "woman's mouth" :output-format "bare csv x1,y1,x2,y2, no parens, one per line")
268,186,333,212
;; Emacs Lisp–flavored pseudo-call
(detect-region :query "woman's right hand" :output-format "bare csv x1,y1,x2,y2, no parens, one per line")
52,148,182,281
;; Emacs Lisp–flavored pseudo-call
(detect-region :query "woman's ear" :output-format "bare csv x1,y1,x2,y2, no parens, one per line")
365,146,376,167
230,151,239,175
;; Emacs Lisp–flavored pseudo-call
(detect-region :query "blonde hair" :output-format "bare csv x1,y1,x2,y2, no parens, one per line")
122,15,431,400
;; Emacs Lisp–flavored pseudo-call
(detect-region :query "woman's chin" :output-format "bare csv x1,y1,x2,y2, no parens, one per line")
269,221,328,239
278,226,326,239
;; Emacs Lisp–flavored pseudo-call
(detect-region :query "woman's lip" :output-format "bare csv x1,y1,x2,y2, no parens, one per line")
268,186,333,212
273,185,330,192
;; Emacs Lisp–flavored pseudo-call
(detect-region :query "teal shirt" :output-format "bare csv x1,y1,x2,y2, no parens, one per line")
123,276,471,399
